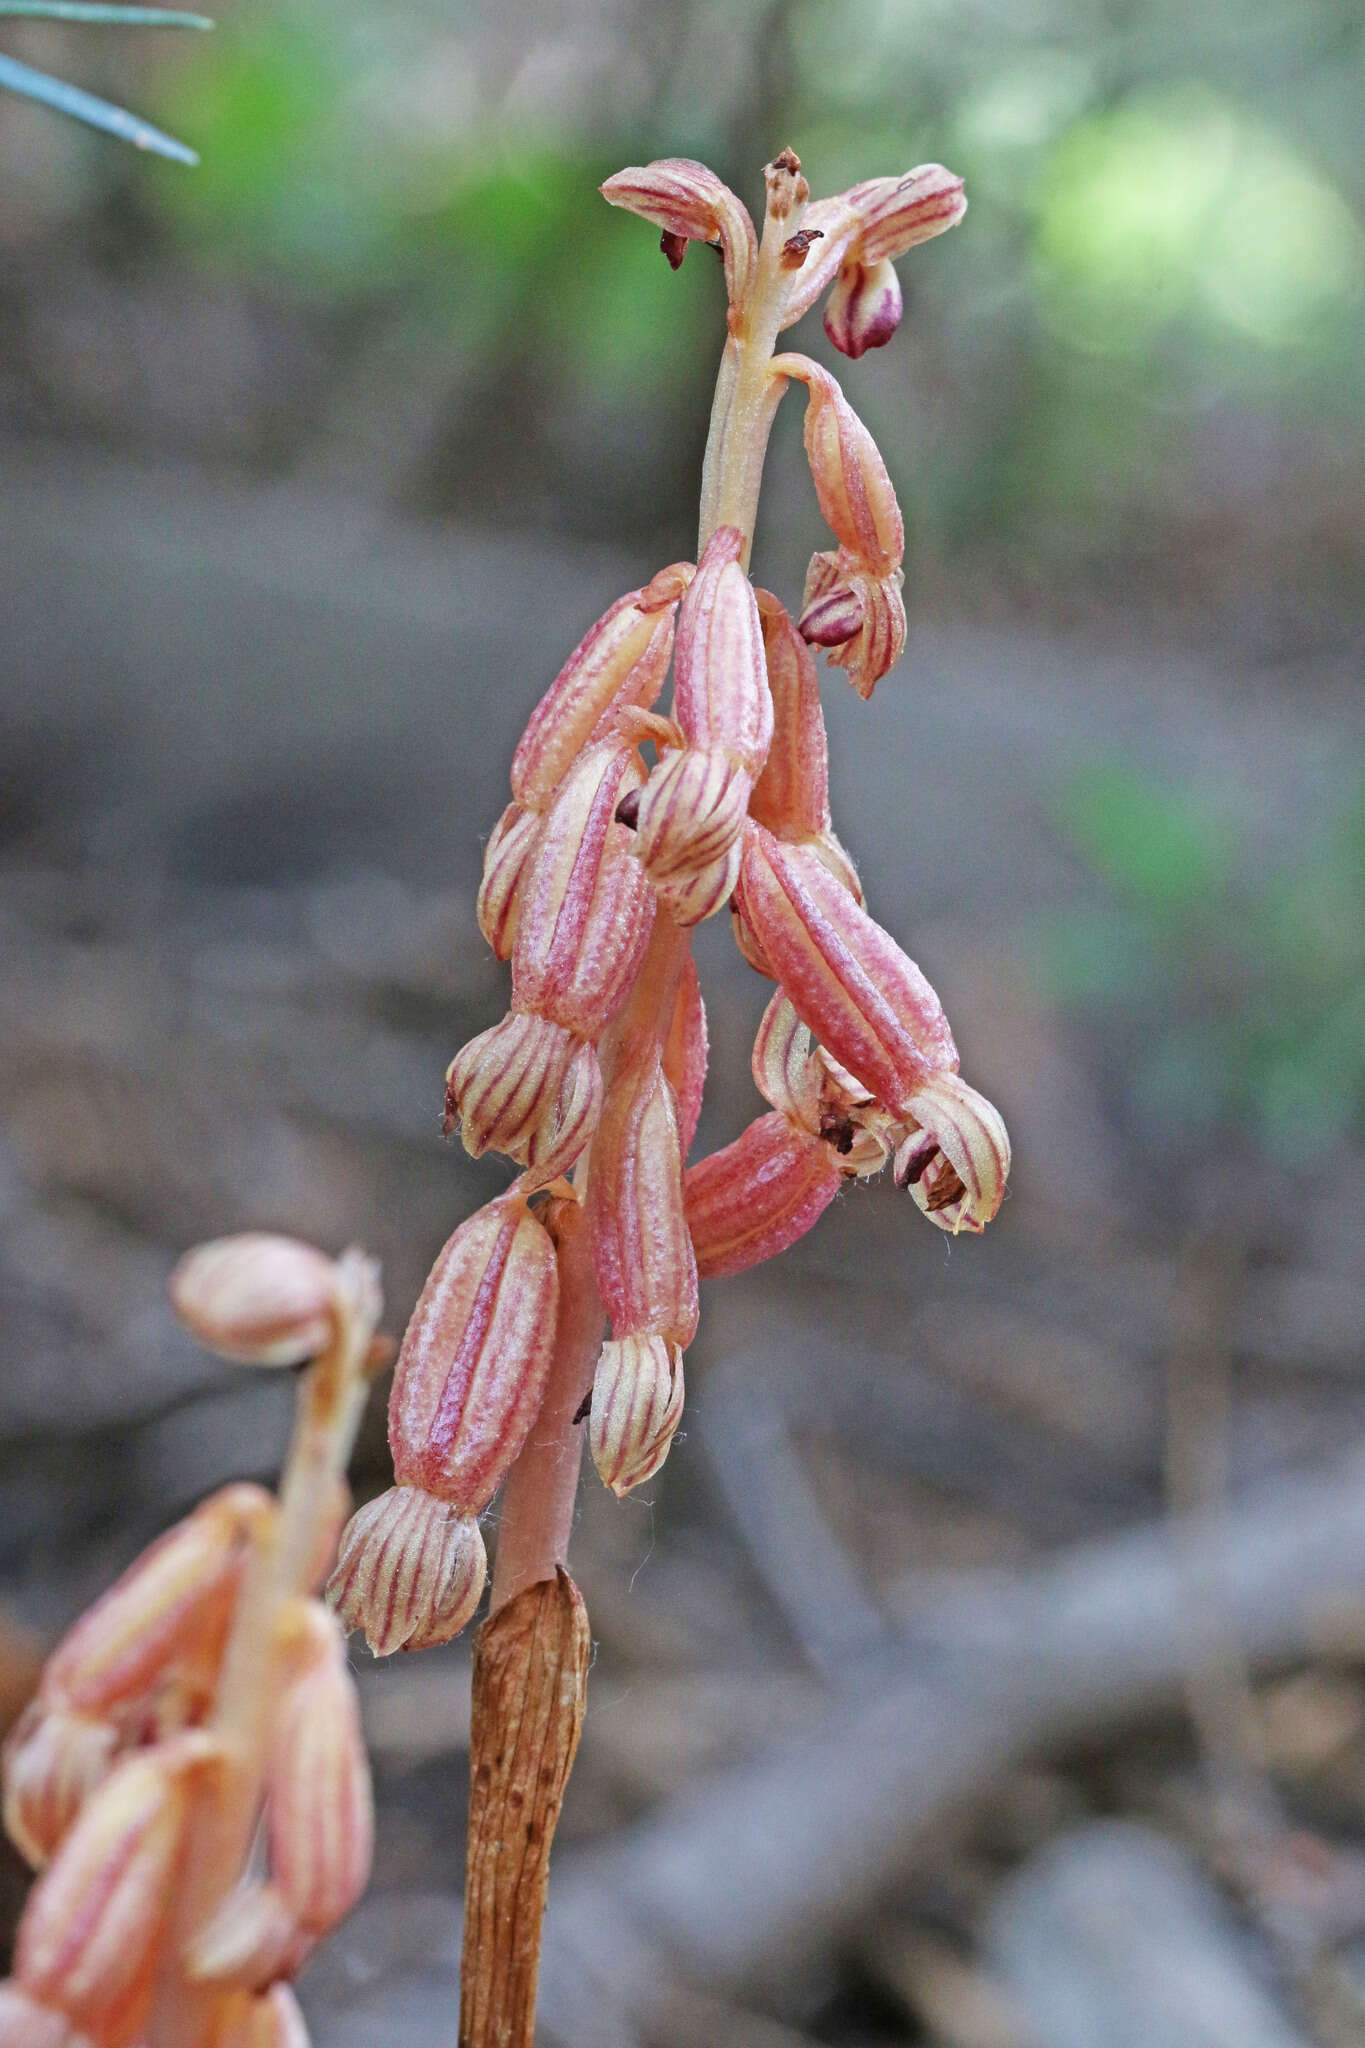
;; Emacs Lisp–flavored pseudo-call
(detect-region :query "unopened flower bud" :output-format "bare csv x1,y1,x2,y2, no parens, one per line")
327,1485,486,1656
635,746,751,926
588,1063,697,1351
512,740,654,1035
0,1985,93,2047
589,1335,685,1496
735,823,957,1116
510,585,680,812
446,1013,603,1183
631,526,771,925
776,357,903,578
672,527,772,774
3,1707,117,1870
391,1194,559,1511
662,955,708,1154
600,159,756,303
15,1734,216,2045
686,1113,845,1279
187,1881,307,1993
191,1601,370,1982
170,1236,340,1367
476,801,542,961
894,1071,1010,1234
38,1484,272,1726
824,254,904,358
266,1602,371,1939
750,595,830,841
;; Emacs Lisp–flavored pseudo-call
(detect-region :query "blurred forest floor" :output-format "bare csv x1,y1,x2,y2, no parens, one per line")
1,439,1363,2044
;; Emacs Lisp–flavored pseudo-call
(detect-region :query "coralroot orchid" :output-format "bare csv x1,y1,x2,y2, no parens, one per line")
342,143,1003,2045
2,146,1009,2048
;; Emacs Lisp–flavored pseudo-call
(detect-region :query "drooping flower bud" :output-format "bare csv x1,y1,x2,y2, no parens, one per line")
635,527,772,925
326,1485,486,1657
589,1335,685,1497
267,1602,371,1940
584,1054,696,1497
3,1708,118,1871
824,254,904,358
894,1071,1010,1234
685,1113,843,1279
775,356,903,577
476,801,542,961
39,1484,272,1725
600,159,757,303
330,1196,551,1648
734,822,958,1118
511,740,654,1035
634,746,750,926
588,1064,697,1353
509,580,683,813
750,596,866,878
389,1194,559,1511
662,955,707,1155
0,1984,94,2047
14,1734,216,2048
170,1237,340,1367
194,1602,371,1985
453,741,654,1174
671,527,772,772
445,1013,602,1186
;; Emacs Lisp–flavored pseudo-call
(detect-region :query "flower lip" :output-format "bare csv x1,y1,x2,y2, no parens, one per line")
893,1072,1010,1234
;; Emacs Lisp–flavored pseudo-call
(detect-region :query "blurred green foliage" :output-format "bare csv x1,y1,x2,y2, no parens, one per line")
1033,763,1365,1153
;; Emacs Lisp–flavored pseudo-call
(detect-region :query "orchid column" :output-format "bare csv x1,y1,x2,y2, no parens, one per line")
330,147,1009,2048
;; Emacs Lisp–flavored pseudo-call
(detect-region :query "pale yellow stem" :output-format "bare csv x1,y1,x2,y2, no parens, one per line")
147,1253,379,2048
698,161,808,564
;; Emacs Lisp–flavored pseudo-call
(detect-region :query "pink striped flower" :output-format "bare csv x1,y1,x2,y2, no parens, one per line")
776,356,903,578
894,1072,1011,1235
329,1194,557,1653
600,159,757,303
635,527,773,925
686,994,889,1278
734,821,958,1118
